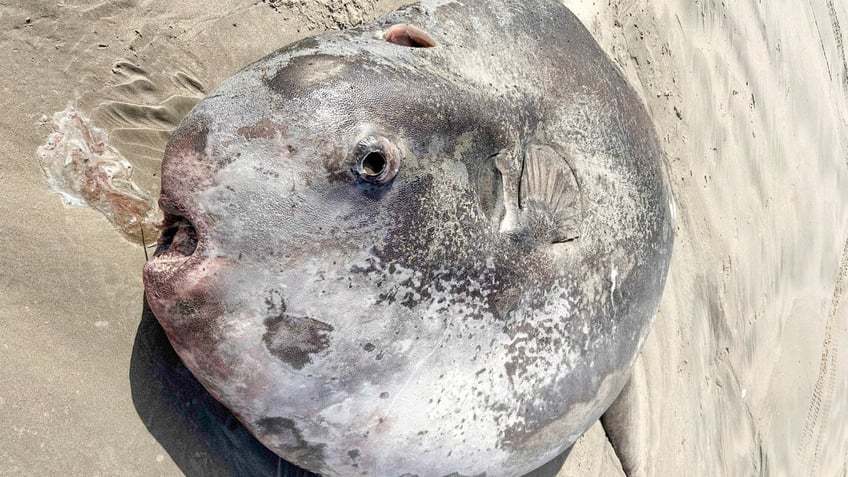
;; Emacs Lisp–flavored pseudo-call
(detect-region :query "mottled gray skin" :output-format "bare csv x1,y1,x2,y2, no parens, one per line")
142,1,674,476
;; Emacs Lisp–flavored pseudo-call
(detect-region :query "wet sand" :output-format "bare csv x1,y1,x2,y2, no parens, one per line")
1,0,846,475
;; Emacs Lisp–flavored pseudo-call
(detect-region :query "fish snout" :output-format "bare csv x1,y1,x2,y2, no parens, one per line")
142,218,228,339
147,204,200,263
143,117,225,326
142,210,199,310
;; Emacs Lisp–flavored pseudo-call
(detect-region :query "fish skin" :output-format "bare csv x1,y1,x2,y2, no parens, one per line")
143,1,674,476
131,298,306,477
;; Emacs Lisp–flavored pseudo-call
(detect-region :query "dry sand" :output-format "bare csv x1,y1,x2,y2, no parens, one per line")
1,0,846,475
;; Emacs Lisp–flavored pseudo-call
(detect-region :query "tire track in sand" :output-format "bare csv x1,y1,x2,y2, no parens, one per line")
825,0,848,92
798,236,848,474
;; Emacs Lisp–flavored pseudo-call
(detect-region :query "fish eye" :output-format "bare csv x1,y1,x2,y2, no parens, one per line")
361,151,387,176
352,135,399,185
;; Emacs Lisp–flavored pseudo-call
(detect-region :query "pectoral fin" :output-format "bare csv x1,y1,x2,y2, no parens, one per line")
519,144,583,243
477,143,583,243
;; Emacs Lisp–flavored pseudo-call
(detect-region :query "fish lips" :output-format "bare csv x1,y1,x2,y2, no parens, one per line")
142,195,224,329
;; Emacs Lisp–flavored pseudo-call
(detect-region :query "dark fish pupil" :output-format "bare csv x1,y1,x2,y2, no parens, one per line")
361,151,387,176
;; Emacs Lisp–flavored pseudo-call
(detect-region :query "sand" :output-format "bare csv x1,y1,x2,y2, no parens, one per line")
1,0,846,475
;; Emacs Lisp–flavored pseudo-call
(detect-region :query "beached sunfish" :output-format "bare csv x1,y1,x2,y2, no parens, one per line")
142,0,674,475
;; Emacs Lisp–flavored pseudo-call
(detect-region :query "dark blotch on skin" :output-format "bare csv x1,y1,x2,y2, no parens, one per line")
167,119,209,159
237,118,286,140
262,314,334,369
174,298,201,316
256,417,327,472
322,147,353,184
265,53,349,99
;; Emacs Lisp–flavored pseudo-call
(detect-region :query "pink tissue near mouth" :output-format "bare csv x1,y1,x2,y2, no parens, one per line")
36,105,162,245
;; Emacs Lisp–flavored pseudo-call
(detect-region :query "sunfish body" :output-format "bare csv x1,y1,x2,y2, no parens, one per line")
142,0,674,475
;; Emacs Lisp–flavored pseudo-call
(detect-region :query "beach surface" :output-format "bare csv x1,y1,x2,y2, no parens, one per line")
1,0,846,475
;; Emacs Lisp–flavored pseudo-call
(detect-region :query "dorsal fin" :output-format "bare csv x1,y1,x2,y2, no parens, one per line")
383,24,437,48
519,144,582,243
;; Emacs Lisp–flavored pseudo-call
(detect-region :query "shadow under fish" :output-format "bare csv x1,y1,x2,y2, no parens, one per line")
130,297,315,477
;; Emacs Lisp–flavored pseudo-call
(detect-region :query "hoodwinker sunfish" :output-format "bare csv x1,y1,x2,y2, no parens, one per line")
143,1,674,475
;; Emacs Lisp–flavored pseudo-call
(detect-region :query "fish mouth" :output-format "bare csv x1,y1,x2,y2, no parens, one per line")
142,198,206,297
154,212,199,260
150,193,205,264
